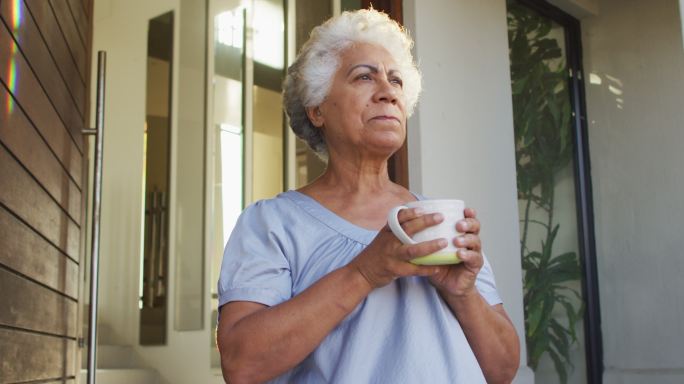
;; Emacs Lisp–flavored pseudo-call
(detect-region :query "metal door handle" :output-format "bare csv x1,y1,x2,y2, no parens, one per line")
82,50,106,384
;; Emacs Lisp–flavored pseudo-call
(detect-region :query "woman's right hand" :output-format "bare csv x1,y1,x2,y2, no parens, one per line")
348,208,448,289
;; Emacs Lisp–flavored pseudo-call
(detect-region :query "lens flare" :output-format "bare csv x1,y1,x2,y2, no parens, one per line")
12,0,22,31
5,0,22,114
6,43,19,114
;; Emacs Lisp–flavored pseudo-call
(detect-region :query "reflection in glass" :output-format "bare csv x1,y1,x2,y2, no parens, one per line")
140,11,174,345
507,2,587,383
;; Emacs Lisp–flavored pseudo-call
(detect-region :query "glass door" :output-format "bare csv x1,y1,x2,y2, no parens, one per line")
507,1,601,383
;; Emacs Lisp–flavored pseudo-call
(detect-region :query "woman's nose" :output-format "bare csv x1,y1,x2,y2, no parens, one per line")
373,78,399,104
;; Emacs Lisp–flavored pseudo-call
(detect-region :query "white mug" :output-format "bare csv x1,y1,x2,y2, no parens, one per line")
387,199,465,265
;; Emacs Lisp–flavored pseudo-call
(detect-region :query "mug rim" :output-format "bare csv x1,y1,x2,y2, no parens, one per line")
406,199,464,206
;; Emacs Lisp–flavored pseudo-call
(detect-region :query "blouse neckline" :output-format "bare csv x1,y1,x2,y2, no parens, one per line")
282,190,422,246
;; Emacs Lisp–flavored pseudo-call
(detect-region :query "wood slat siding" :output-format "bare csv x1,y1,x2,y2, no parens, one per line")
0,21,84,154
0,86,82,220
0,0,91,381
0,268,77,337
0,328,76,383
0,144,80,260
0,205,79,299
47,0,87,83
0,26,84,162
24,0,87,118
67,0,87,49
1,0,87,123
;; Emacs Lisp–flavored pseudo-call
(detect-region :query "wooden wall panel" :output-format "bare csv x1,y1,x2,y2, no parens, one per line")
48,0,87,83
68,0,88,47
0,145,80,260
1,0,86,120
24,0,87,113
0,86,82,220
0,25,83,160
0,329,76,383
0,18,83,152
0,0,90,381
0,206,79,299
0,268,77,337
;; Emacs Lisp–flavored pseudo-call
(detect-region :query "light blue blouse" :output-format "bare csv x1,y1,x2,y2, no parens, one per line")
218,190,503,383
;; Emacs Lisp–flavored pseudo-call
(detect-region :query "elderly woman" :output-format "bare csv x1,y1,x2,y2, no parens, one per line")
217,9,519,384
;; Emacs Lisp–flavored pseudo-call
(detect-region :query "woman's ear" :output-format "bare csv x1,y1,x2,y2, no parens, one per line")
306,106,324,128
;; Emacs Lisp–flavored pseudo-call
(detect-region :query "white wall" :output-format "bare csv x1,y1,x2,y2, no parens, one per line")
581,0,684,382
403,1,532,382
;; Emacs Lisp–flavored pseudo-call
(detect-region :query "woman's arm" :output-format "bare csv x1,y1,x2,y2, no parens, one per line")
440,292,520,383
428,208,520,383
218,264,372,384
218,208,445,384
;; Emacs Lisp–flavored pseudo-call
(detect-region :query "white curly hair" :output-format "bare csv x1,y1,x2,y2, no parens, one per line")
283,8,422,159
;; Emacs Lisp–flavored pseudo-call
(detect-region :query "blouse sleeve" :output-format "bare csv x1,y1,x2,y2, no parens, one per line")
218,200,293,308
475,253,503,306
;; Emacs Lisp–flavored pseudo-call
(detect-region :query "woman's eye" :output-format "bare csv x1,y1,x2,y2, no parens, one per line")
357,74,372,81
391,77,403,87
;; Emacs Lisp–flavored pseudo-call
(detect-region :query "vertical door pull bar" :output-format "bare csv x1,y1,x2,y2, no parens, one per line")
82,51,106,384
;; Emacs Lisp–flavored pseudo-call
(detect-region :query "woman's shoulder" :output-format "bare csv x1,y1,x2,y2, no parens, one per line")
239,191,301,223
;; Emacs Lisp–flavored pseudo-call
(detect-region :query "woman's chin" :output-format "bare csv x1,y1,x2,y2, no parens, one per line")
365,136,405,157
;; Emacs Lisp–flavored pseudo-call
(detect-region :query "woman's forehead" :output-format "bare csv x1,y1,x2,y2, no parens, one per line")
339,43,399,71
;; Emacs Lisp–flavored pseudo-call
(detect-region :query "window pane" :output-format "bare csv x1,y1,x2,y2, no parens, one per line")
507,2,588,383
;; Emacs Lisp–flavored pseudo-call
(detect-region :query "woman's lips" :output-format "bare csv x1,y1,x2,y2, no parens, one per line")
371,115,400,123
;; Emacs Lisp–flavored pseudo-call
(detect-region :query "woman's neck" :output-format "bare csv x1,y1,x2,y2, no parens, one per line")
298,154,412,230
314,154,393,196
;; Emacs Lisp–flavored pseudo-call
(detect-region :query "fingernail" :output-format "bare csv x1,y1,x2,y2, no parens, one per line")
433,213,444,222
438,238,448,248
414,208,425,215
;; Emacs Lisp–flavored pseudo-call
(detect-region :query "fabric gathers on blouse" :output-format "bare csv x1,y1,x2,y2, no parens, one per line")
218,190,503,383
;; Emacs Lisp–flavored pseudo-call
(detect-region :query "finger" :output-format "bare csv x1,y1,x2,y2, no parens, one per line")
401,212,444,237
453,234,481,251
457,249,484,270
401,238,448,261
464,207,477,218
393,263,438,278
383,207,424,233
397,207,424,224
456,217,480,234
413,265,441,277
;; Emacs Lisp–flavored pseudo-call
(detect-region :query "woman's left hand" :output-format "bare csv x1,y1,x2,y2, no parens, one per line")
428,208,484,298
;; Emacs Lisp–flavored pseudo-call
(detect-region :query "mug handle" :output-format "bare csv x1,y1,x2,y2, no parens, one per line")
387,206,417,245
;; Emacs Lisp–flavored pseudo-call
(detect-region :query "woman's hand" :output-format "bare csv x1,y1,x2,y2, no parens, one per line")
348,208,445,289
428,208,484,298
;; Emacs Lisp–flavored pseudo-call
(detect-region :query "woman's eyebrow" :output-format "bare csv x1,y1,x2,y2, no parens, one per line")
346,64,402,77
347,64,378,76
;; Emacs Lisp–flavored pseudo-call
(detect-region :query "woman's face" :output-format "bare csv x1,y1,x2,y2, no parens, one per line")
309,43,407,159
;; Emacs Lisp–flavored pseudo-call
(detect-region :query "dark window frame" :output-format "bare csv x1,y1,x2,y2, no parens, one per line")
510,1,603,382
